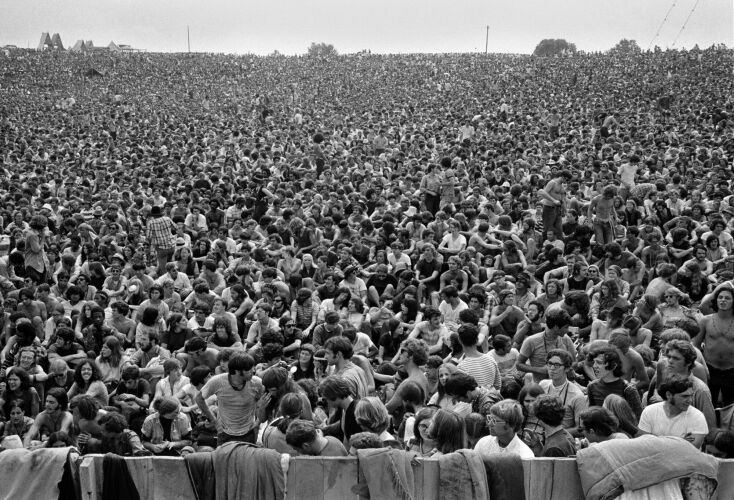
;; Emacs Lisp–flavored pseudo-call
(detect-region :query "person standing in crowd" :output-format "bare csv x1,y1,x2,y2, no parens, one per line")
195,353,264,445
146,206,177,277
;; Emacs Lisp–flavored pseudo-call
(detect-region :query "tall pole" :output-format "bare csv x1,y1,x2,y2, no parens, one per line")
187,25,190,53
485,26,489,54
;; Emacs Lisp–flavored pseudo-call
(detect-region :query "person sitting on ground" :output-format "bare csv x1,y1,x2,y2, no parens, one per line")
141,396,193,456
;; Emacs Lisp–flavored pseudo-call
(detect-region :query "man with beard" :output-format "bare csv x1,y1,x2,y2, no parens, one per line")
130,330,170,388
513,301,545,350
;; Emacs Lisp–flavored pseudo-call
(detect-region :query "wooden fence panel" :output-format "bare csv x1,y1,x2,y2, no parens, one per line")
77,454,734,500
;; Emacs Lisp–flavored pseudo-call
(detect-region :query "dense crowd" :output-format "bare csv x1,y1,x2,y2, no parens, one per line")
0,45,733,472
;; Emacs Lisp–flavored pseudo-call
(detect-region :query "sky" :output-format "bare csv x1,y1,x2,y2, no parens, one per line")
2,0,732,55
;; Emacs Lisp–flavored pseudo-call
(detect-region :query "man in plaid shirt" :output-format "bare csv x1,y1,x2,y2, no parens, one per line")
146,206,177,276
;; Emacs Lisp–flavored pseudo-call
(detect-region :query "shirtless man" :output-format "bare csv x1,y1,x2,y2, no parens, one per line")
588,186,618,246
538,170,572,242
694,286,734,406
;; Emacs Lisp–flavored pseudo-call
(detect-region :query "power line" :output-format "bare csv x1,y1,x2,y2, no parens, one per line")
671,0,702,47
648,0,677,50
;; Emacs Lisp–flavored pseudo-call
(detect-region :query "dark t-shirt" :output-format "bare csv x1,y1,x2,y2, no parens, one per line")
365,274,399,296
160,329,194,353
416,259,440,285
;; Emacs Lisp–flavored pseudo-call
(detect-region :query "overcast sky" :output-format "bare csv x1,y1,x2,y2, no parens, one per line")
2,0,732,54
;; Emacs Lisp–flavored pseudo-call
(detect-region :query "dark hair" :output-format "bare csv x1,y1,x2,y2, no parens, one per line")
400,338,429,366
546,348,573,368
275,393,304,433
665,339,697,371
70,394,100,420
658,375,693,399
324,336,353,360
590,346,623,377
579,407,619,438
430,409,466,454
444,372,478,398
73,360,101,387
545,308,571,329
228,353,255,374
46,387,69,411
99,411,128,434
319,375,353,400
457,324,479,347
189,366,211,386
533,395,565,427
285,419,318,449
711,285,734,312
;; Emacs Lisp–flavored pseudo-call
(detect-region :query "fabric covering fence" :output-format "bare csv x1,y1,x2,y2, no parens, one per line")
77,454,734,500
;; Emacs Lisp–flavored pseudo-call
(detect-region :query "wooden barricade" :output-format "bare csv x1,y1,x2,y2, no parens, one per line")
79,454,734,500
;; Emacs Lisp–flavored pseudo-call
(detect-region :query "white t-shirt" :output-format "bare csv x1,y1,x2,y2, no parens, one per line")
474,434,535,459
438,299,468,333
638,402,708,439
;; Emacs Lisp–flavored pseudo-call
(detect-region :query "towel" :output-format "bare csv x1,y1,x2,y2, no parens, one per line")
102,453,141,500
438,450,490,500
483,453,527,500
0,446,71,500
213,442,285,500
357,448,417,500
185,451,216,500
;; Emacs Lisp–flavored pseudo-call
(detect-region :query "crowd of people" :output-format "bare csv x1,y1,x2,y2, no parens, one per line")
0,44,733,472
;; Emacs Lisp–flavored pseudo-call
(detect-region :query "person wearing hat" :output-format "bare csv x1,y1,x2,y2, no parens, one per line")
145,206,177,276
141,396,193,456
89,206,105,234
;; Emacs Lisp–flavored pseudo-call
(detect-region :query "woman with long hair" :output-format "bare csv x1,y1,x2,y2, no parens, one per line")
209,317,243,350
291,344,316,382
354,396,401,448
1,366,41,418
173,246,197,277
95,336,130,390
603,394,642,438
67,360,108,408
590,279,627,321
162,313,194,353
427,363,471,416
291,287,318,337
406,406,439,456
536,279,564,310
426,408,466,455
518,383,545,454
317,287,351,322
345,297,367,330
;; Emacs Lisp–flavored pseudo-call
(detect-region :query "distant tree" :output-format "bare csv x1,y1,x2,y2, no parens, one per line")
307,43,338,58
610,39,641,54
533,39,577,57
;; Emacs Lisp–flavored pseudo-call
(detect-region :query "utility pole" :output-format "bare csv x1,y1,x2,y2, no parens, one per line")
187,25,190,53
485,26,489,54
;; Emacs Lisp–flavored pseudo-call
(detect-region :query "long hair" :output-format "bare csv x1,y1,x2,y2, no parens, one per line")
73,360,101,388
436,363,461,404
102,336,124,368
430,409,466,454
603,394,641,437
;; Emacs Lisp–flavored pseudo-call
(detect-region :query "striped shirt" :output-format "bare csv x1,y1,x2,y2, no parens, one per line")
457,353,501,390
